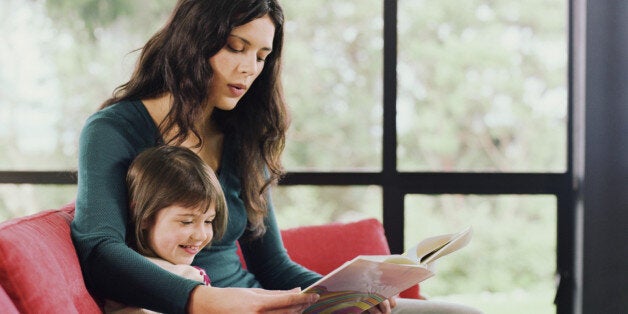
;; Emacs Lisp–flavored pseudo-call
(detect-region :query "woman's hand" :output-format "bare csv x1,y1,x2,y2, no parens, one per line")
366,296,397,314
188,286,319,313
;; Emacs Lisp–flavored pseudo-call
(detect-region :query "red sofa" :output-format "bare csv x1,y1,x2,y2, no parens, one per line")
0,203,420,313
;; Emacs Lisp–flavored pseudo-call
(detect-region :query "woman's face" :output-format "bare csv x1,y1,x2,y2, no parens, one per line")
208,14,276,111
147,204,216,265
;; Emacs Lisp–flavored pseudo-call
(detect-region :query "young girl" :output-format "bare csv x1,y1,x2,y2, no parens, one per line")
105,145,227,313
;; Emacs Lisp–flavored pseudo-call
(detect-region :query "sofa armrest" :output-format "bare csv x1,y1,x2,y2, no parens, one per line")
0,203,102,313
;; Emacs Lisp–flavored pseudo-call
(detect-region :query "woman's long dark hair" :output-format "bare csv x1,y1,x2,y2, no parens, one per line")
101,0,288,238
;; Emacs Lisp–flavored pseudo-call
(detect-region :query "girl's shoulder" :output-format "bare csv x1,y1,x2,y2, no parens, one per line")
146,257,210,285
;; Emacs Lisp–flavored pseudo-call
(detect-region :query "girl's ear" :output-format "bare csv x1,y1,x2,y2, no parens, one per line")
140,215,154,231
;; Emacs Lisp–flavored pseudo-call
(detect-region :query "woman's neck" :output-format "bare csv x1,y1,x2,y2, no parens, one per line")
143,93,214,129
141,94,223,171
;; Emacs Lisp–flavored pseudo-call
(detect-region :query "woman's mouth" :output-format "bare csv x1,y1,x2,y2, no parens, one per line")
228,84,246,97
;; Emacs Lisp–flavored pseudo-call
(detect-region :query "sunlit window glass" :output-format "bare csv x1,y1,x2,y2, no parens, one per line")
397,0,567,172
273,186,382,228
0,184,77,221
282,1,383,171
0,0,170,171
405,194,556,313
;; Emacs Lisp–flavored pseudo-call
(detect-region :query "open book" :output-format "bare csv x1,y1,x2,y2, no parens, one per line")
302,226,473,314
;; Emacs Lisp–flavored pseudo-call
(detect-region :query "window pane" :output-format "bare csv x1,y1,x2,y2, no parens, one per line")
405,194,556,314
397,0,567,172
0,184,77,222
282,1,383,171
0,0,170,170
272,186,382,228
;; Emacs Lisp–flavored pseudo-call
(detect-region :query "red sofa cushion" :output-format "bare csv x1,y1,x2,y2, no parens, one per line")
0,203,101,313
281,218,390,274
280,218,421,299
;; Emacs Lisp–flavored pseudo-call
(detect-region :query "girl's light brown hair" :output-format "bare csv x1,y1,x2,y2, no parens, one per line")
126,145,227,257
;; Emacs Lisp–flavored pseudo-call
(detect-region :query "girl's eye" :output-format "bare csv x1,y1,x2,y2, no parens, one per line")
257,56,266,62
181,221,193,225
204,220,214,225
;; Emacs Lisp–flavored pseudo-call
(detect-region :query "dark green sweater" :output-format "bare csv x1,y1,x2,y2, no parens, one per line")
71,100,321,313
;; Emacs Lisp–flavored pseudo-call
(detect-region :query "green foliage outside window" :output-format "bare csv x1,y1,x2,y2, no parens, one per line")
1,1,565,313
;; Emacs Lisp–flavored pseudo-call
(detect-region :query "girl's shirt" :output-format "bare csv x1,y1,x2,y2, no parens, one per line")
72,100,321,314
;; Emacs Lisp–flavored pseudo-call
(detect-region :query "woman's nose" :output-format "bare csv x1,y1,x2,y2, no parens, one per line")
238,54,258,75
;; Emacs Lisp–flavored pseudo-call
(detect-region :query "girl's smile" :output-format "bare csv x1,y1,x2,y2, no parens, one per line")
147,204,216,265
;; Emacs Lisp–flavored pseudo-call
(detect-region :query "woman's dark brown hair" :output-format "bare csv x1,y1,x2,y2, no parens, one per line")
101,0,288,238
127,145,228,257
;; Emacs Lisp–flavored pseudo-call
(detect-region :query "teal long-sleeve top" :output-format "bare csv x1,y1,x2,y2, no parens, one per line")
71,100,321,313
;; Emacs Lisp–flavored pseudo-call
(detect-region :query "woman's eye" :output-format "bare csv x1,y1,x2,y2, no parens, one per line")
180,221,193,225
227,44,244,53
204,220,214,225
257,56,266,62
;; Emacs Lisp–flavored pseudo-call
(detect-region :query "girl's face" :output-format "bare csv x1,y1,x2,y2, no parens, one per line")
208,14,275,111
146,204,216,265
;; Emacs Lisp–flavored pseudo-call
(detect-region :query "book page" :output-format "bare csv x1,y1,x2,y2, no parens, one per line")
406,226,473,265
359,255,418,265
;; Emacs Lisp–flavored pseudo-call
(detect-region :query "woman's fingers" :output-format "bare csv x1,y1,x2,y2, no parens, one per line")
389,296,398,309
367,299,393,314
258,289,319,313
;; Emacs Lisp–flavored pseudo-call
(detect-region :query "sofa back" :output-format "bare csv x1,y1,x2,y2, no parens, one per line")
0,203,101,314
0,204,420,313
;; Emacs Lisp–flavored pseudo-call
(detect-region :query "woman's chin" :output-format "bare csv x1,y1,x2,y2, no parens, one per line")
214,98,241,111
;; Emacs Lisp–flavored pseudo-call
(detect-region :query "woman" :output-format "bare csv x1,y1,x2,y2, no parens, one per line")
73,0,321,312
72,0,478,313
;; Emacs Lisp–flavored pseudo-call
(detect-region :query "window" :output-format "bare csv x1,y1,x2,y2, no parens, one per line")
1,1,575,313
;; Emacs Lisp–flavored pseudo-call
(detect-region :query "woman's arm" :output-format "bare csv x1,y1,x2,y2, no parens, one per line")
239,194,322,290
188,285,318,314
72,113,198,313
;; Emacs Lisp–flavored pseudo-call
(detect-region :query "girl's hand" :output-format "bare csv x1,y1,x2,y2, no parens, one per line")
188,286,319,313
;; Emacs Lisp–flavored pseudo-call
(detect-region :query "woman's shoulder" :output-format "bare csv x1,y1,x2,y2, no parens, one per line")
84,100,157,136
87,100,149,124
80,100,161,149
